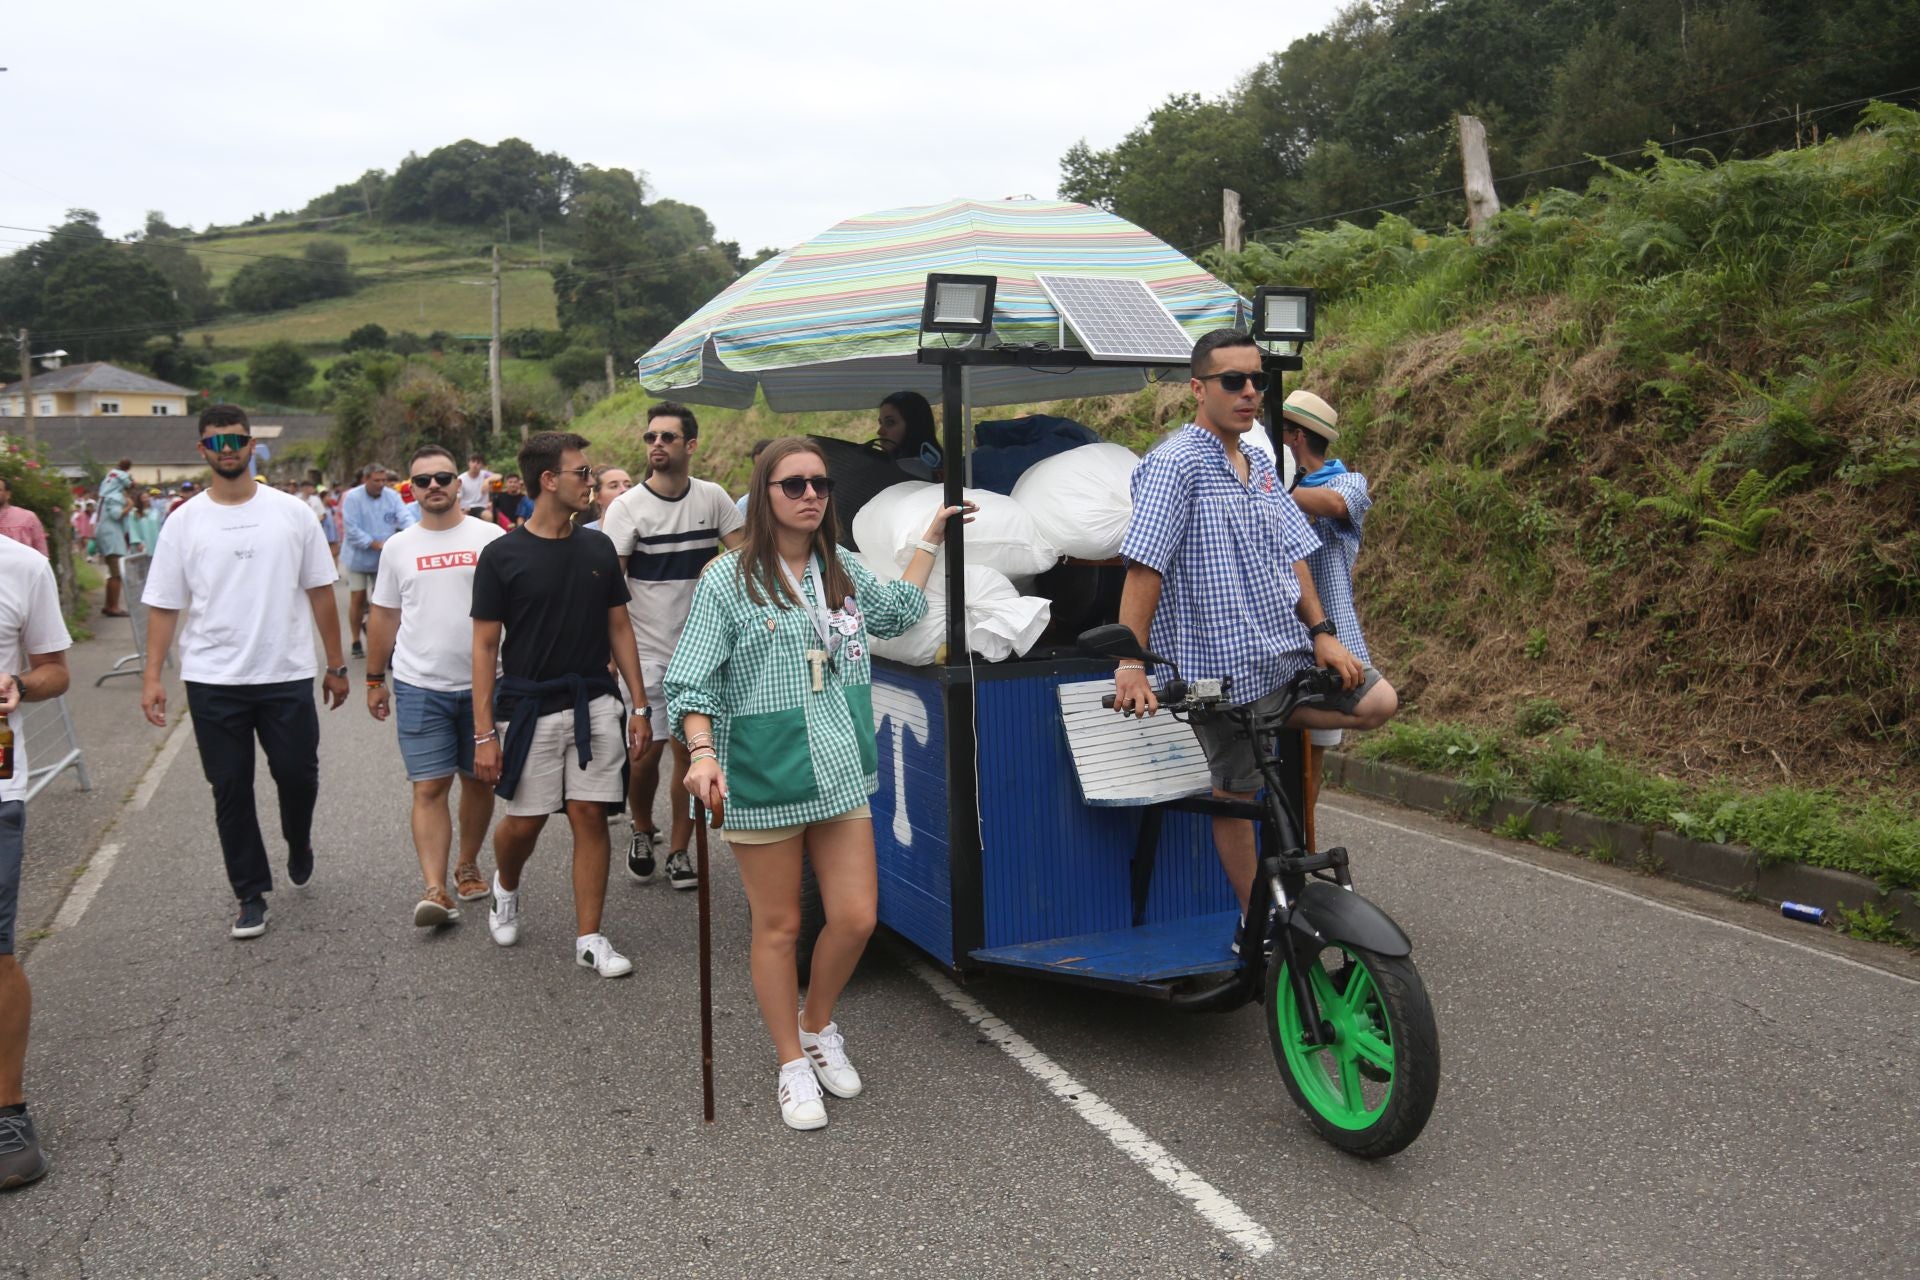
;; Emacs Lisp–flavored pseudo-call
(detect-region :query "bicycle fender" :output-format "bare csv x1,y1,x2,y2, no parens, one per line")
1287,880,1412,958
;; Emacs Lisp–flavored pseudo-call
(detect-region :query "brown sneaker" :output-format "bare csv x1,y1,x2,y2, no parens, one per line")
413,886,460,927
453,863,489,902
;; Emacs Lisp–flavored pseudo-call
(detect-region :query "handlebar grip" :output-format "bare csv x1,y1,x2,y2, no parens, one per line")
1101,693,1117,709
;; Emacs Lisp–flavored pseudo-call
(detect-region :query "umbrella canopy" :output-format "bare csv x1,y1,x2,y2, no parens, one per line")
636,199,1245,412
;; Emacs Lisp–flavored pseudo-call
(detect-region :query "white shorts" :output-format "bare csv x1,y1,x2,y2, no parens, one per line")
499,695,627,817
640,660,666,719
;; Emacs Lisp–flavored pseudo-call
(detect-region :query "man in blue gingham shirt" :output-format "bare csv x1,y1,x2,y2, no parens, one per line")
1115,331,1398,928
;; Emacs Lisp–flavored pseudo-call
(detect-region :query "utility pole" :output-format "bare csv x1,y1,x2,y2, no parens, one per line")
537,227,544,268
1457,114,1501,238
490,245,506,441
16,329,34,446
604,353,616,399
1222,189,1244,255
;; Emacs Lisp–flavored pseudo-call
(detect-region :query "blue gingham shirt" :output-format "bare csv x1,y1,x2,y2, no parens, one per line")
1122,425,1321,705
1300,468,1373,667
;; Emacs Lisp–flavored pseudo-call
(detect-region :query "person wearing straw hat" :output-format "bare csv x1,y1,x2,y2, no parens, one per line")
1113,331,1397,955
1277,389,1398,825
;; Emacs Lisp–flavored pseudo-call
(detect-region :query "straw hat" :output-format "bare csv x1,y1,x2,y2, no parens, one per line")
1280,389,1339,443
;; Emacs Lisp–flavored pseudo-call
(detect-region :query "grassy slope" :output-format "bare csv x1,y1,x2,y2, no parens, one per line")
181,224,558,346
1190,109,1920,808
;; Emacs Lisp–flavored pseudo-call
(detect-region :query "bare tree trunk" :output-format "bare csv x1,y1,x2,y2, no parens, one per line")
1457,114,1502,239
1222,189,1244,255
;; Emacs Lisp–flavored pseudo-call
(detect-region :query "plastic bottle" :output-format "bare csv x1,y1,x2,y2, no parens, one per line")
0,715,13,781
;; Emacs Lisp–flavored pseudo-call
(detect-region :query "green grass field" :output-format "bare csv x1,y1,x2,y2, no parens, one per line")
199,268,557,347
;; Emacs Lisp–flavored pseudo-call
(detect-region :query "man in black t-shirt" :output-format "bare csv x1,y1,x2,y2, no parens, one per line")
471,431,651,978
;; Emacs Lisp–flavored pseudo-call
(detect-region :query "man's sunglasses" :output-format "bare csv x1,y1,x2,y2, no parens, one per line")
1196,371,1271,393
550,465,594,482
199,433,252,452
773,475,835,499
642,431,682,445
410,471,458,490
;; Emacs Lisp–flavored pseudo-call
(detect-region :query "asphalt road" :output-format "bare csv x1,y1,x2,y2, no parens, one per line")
5,590,1917,1278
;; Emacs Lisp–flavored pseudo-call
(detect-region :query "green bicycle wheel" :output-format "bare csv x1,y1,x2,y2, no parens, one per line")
1266,941,1439,1158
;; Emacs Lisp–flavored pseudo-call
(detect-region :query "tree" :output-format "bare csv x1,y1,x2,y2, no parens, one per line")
247,341,316,403
383,138,577,227
0,211,183,361
343,322,389,352
225,239,355,313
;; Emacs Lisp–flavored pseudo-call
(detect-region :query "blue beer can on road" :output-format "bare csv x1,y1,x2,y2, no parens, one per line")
1780,901,1826,925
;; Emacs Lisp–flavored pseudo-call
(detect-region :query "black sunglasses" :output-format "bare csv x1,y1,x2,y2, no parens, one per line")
773,475,835,499
410,471,458,490
199,432,252,452
549,465,594,482
642,431,683,445
1196,371,1271,393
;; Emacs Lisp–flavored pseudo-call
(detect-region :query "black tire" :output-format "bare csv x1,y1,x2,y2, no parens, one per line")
1265,941,1439,1159
795,856,825,986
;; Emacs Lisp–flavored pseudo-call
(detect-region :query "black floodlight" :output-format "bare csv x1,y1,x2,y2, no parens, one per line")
920,273,998,335
1251,285,1316,345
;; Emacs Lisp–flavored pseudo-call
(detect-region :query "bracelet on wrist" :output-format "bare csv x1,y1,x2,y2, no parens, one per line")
366,672,386,684
473,731,498,746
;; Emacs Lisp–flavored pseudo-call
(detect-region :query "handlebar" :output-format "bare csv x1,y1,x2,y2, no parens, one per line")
1103,664,1348,723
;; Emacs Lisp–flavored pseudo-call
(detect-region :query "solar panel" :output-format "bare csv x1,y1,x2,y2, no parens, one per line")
1035,274,1197,363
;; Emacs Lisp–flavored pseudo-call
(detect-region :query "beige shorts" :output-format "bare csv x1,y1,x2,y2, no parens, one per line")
346,567,378,593
498,695,627,817
726,803,871,847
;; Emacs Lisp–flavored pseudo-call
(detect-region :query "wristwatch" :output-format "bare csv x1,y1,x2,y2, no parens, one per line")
630,705,652,720
326,665,350,679
1307,620,1338,640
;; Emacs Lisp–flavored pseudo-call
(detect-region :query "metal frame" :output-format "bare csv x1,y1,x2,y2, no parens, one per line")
890,344,1304,987
21,694,93,801
96,552,167,686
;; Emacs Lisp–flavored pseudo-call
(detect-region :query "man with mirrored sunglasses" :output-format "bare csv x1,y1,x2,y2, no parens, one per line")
600,402,743,890
1114,331,1396,953
141,404,349,940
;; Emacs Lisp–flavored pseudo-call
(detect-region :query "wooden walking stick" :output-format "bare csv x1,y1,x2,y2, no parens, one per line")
693,794,722,1123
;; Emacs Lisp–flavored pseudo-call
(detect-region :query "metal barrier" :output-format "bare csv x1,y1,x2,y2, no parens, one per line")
21,694,92,801
97,552,165,686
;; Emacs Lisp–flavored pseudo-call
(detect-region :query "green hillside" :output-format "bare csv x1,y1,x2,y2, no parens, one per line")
1181,107,1920,805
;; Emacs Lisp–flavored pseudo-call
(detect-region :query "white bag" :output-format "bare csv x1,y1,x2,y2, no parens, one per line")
868,563,1051,665
851,481,1057,581
1009,442,1140,560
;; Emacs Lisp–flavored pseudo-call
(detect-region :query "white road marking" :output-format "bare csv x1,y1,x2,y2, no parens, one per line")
131,716,192,811
910,961,1277,1260
1323,801,1920,987
50,843,121,933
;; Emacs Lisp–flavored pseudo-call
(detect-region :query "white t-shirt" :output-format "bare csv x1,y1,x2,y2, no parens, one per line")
369,517,504,692
0,536,74,802
457,469,496,510
600,476,743,674
142,486,339,684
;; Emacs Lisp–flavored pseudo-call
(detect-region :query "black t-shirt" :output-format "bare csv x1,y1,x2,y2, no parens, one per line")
471,526,630,715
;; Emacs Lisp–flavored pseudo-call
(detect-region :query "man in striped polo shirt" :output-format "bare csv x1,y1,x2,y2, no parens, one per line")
600,402,745,891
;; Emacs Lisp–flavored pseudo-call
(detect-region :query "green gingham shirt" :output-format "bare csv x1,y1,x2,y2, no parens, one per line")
665,547,927,829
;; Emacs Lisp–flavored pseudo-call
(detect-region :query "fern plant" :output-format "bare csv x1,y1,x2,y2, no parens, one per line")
1636,458,1809,552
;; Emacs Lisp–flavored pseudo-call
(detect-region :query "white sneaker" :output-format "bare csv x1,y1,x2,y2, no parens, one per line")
575,933,633,978
488,876,520,947
777,1058,828,1131
799,1020,863,1098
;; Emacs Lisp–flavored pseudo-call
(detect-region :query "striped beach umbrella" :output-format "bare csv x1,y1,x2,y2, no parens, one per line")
636,198,1245,412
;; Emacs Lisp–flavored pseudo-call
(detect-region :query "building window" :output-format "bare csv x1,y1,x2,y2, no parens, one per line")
151,404,173,416
98,400,121,415
35,397,53,415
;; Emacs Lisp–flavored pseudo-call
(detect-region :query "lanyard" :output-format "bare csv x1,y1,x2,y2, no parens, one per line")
779,554,842,656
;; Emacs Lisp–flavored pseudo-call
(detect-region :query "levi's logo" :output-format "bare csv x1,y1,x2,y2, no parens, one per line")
416,551,479,571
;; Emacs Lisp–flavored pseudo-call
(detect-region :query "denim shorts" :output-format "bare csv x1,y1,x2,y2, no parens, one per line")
393,679,476,782
0,800,24,955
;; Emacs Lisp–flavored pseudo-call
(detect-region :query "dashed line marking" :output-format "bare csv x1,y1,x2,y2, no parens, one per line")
50,842,122,933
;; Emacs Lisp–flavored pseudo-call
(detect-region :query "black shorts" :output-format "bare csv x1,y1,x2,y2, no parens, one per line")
1192,667,1381,793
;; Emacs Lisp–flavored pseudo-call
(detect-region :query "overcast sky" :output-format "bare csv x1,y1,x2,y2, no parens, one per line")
2,1,1344,255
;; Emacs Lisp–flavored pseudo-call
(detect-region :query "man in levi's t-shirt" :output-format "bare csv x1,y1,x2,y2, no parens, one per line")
141,405,349,941
365,445,505,927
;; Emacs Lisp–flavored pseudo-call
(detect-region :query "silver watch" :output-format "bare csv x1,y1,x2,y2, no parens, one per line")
630,705,652,720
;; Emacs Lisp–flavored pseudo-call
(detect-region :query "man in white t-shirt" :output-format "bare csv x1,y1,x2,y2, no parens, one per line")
365,445,504,928
0,535,72,1189
458,453,496,519
141,405,350,941
600,402,744,890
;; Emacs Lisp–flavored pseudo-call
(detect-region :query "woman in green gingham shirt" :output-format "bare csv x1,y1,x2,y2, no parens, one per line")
667,436,967,1132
